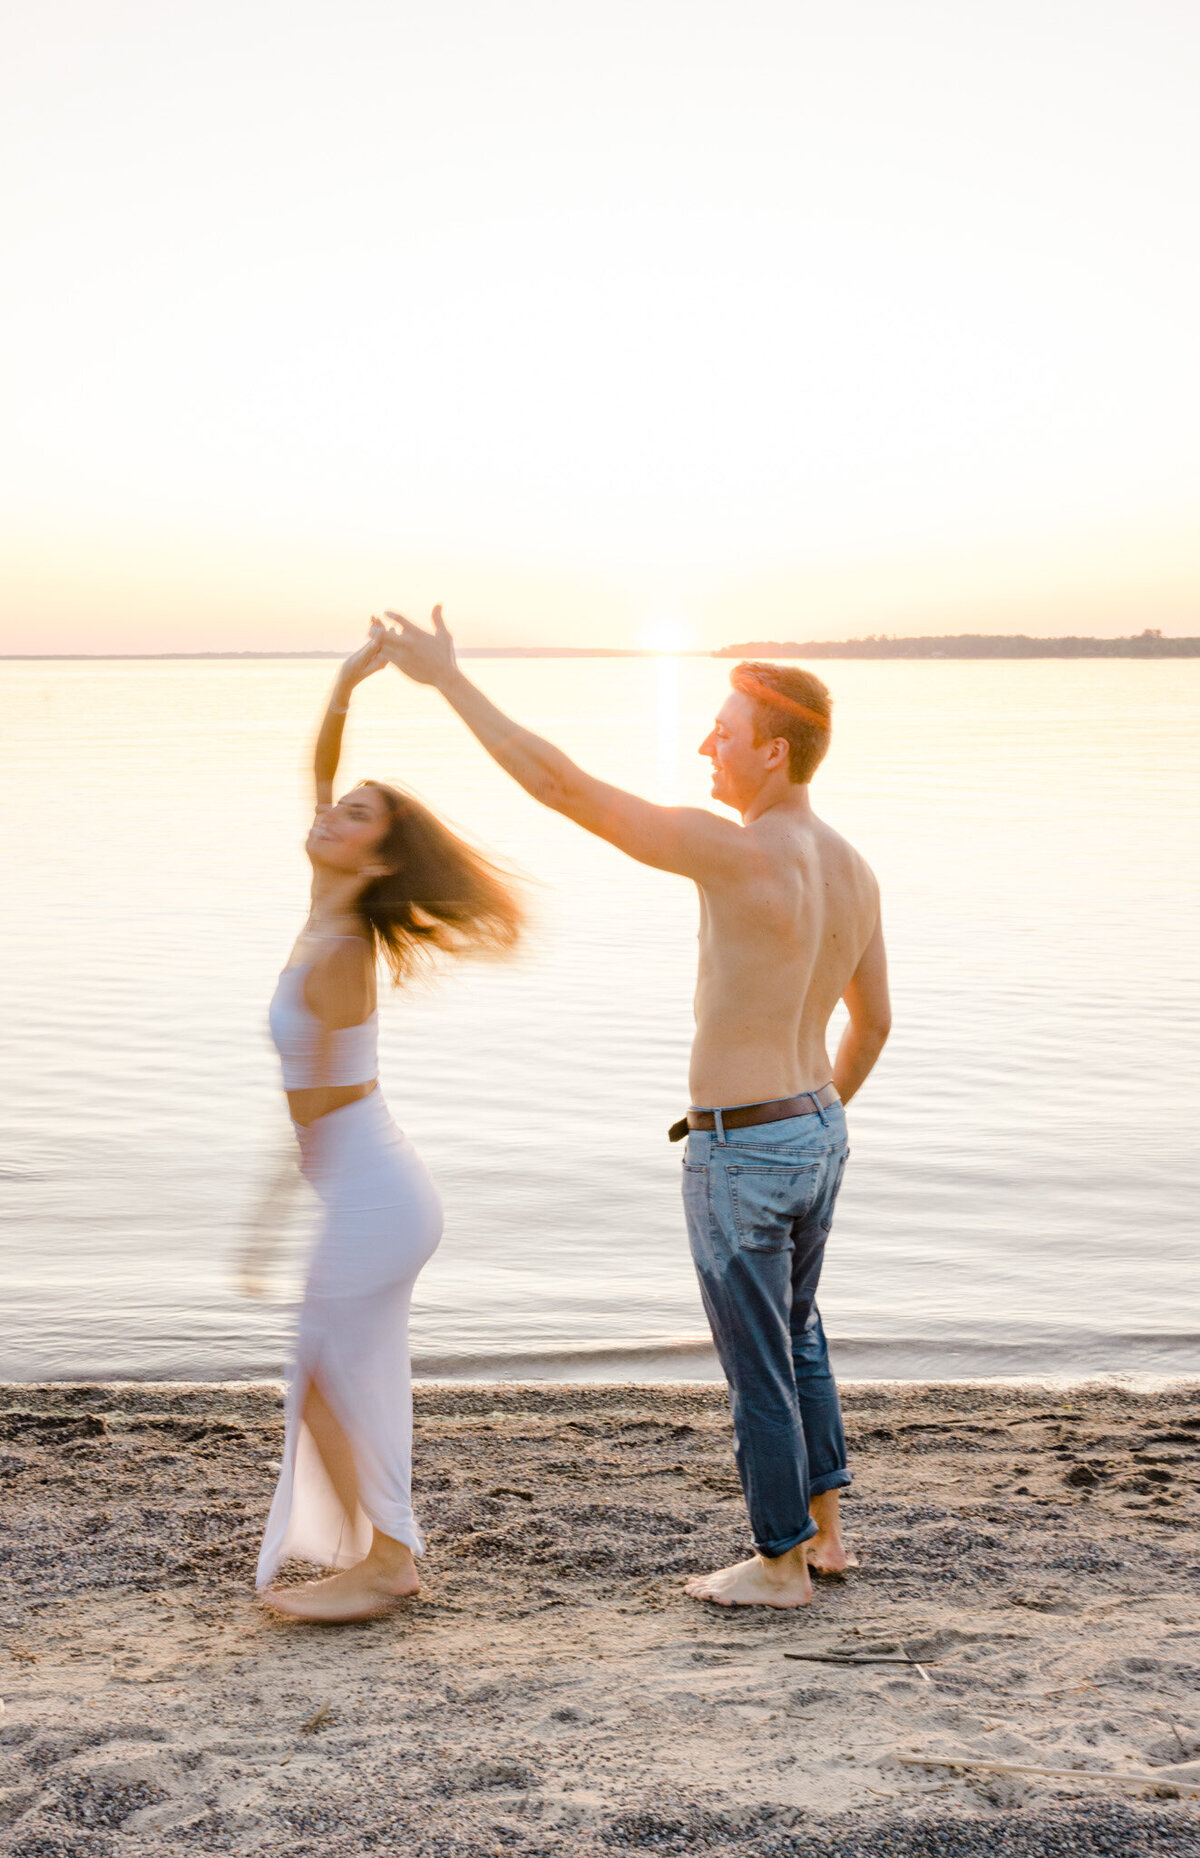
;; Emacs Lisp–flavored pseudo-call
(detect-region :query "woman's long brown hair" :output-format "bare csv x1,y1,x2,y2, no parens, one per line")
353,781,524,983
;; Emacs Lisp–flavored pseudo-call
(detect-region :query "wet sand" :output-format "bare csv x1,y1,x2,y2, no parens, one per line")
2,1379,1200,1856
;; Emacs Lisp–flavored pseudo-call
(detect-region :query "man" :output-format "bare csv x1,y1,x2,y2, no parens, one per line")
381,607,891,1609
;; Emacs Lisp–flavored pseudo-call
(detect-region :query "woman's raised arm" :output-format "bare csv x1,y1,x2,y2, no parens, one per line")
313,622,387,806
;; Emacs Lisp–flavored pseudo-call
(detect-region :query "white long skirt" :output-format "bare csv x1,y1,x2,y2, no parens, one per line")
256,1089,443,1589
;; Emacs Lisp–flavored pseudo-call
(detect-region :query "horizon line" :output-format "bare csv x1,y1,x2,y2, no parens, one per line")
4,630,1199,665
1,647,702,661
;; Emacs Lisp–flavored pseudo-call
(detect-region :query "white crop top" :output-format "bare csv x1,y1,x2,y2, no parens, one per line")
268,962,378,1090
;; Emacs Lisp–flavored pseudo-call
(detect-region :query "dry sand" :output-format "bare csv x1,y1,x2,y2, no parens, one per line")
2,1379,1200,1857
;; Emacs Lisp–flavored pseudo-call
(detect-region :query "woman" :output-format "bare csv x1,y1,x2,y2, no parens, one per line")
257,620,522,1621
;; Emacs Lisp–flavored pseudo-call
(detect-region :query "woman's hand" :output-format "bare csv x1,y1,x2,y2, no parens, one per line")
338,618,388,691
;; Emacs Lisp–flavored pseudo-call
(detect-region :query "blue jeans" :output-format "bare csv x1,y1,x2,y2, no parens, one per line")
682,1105,851,1558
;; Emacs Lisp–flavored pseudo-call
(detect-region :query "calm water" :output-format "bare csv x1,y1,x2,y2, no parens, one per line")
3,656,1198,1383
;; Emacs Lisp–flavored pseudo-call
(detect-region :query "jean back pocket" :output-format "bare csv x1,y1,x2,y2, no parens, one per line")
724,1158,823,1253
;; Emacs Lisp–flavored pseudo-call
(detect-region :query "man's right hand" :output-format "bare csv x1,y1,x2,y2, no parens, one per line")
381,604,458,689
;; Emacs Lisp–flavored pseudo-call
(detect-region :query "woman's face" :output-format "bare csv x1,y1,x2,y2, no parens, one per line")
306,785,392,874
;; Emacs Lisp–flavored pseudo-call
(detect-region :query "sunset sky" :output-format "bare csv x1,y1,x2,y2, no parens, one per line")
3,0,1198,654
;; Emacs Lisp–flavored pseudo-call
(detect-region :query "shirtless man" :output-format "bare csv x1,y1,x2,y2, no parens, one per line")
381,608,892,1609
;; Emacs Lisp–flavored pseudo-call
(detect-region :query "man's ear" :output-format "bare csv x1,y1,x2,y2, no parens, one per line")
765,736,790,771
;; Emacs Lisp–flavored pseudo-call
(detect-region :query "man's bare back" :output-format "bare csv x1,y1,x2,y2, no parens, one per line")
690,808,881,1108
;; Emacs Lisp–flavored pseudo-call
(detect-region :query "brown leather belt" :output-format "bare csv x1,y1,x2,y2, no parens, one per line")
669,1083,840,1143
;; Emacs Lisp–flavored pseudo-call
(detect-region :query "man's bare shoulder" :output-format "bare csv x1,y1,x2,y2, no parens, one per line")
742,807,878,895
814,814,879,899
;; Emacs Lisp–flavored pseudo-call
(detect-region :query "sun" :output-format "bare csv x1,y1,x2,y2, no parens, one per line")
638,616,695,654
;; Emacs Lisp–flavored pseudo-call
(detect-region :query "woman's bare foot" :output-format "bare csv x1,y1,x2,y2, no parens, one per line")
263,1544,419,1623
806,1489,859,1576
684,1547,812,1609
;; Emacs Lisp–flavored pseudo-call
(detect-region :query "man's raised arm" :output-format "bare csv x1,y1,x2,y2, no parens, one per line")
380,607,744,882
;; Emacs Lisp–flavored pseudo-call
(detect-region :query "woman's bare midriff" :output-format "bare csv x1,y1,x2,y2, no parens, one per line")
286,1080,377,1129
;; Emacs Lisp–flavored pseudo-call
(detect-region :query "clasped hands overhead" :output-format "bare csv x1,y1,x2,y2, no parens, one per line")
355,606,458,690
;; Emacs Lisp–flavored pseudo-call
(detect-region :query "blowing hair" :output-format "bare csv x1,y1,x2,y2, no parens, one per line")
729,661,833,784
353,782,524,984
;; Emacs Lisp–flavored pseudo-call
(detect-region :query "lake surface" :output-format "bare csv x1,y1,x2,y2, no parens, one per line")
3,655,1198,1382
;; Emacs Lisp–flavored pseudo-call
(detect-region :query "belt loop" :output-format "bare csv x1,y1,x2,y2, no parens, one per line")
812,1090,829,1127
713,1107,726,1143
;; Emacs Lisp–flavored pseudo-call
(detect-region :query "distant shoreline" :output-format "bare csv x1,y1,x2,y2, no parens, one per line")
0,648,669,661
0,648,689,662
717,631,1200,659
4,632,1199,661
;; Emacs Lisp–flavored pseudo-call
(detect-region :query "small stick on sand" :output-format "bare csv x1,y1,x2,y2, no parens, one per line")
785,1652,938,1669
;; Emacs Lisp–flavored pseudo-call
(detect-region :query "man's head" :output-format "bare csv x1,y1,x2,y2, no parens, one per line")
699,661,832,812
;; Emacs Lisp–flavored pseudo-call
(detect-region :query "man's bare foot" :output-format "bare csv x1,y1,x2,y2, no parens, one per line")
806,1522,860,1575
806,1537,859,1576
806,1489,858,1577
262,1555,419,1623
684,1548,812,1609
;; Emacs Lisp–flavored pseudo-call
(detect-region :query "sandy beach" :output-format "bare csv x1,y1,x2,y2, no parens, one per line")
2,1379,1199,1857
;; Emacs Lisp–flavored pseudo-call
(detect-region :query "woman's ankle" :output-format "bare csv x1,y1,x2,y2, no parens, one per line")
366,1534,415,1578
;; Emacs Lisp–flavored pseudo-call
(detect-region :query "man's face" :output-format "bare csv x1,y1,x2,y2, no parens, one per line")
698,691,781,811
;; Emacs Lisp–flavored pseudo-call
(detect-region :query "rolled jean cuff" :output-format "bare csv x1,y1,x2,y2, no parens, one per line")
809,1469,852,1499
755,1517,819,1558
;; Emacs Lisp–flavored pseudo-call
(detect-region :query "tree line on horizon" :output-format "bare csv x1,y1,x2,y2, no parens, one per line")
716,630,1199,659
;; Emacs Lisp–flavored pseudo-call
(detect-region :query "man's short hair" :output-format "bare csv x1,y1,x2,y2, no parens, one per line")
730,661,832,784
